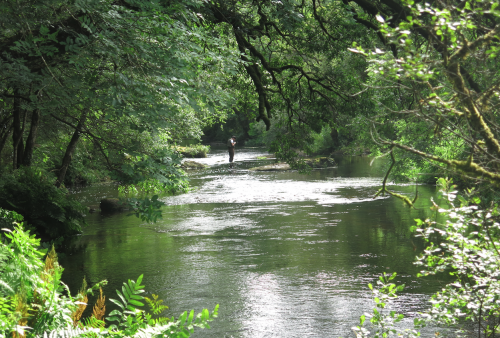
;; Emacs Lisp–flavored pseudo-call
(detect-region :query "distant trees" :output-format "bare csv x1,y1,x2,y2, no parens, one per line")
4,0,497,188
203,0,500,190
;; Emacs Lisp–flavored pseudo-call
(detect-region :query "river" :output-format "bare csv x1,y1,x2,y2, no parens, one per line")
63,147,447,337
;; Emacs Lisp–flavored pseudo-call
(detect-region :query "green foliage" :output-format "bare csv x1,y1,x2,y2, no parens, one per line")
125,196,165,224
0,223,77,337
0,226,44,298
356,177,500,337
110,147,189,223
308,126,335,155
352,272,423,338
0,0,241,233
64,158,107,187
245,122,267,147
145,294,169,318
0,208,24,233
175,145,210,158
412,178,500,337
349,0,500,187
0,222,218,338
113,149,186,189
0,168,86,241
106,276,219,337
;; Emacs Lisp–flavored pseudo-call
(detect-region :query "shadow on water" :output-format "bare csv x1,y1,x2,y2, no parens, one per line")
61,147,450,337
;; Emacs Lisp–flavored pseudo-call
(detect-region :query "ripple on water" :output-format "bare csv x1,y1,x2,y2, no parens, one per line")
165,173,391,206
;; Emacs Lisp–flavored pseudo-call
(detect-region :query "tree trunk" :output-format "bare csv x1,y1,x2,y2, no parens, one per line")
22,109,41,166
330,128,339,150
17,137,24,167
55,111,88,187
0,113,13,152
0,122,13,166
12,94,23,170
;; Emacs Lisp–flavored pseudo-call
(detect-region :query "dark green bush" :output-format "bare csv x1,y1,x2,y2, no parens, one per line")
0,208,24,234
0,167,86,241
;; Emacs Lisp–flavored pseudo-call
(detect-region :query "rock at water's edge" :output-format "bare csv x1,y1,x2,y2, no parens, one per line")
100,198,128,212
304,157,336,168
249,163,291,171
181,160,208,169
249,157,335,171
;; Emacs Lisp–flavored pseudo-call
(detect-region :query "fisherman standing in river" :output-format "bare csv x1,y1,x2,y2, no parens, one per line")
227,135,236,163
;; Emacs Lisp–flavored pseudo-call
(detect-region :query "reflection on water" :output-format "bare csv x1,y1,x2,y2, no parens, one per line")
62,147,447,337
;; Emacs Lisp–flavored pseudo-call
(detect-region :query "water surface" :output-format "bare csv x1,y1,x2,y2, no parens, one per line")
63,147,445,337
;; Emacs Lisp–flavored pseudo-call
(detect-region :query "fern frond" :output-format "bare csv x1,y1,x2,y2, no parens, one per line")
77,277,88,296
13,293,30,338
145,294,168,315
134,304,219,338
71,295,87,326
106,275,145,328
0,278,14,294
71,278,89,326
44,246,57,274
82,316,105,329
91,288,106,322
41,327,102,338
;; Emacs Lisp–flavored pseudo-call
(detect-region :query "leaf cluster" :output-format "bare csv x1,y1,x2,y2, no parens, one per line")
0,167,86,241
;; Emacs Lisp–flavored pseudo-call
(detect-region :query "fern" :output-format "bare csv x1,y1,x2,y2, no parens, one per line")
71,278,89,327
144,294,169,325
106,275,145,332
1,225,218,338
105,276,219,338
81,316,105,330
91,288,106,322
41,327,102,338
134,304,219,338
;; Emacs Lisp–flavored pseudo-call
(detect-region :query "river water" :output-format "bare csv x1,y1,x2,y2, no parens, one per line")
63,147,447,337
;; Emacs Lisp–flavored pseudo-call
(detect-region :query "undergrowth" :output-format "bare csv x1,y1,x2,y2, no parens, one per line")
0,209,218,338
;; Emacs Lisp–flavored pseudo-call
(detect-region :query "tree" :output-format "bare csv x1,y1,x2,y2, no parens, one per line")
345,0,500,194
0,0,239,183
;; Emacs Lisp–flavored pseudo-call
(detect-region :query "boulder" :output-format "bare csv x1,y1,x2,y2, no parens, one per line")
304,157,336,168
249,163,291,171
100,198,128,212
181,160,207,169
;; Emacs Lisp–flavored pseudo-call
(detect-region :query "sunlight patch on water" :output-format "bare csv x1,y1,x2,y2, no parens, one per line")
165,173,388,206
183,147,271,166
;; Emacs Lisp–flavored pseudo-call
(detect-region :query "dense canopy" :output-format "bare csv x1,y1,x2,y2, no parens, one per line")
1,0,500,223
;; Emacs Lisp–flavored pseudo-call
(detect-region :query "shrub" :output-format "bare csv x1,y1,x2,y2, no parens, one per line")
175,145,210,158
0,167,86,241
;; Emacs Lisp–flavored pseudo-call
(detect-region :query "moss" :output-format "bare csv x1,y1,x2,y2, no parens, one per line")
181,160,208,169
175,145,210,158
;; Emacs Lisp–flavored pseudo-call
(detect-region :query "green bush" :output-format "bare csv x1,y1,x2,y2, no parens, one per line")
245,122,267,146
0,167,86,241
175,145,210,158
64,160,106,186
308,126,335,155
